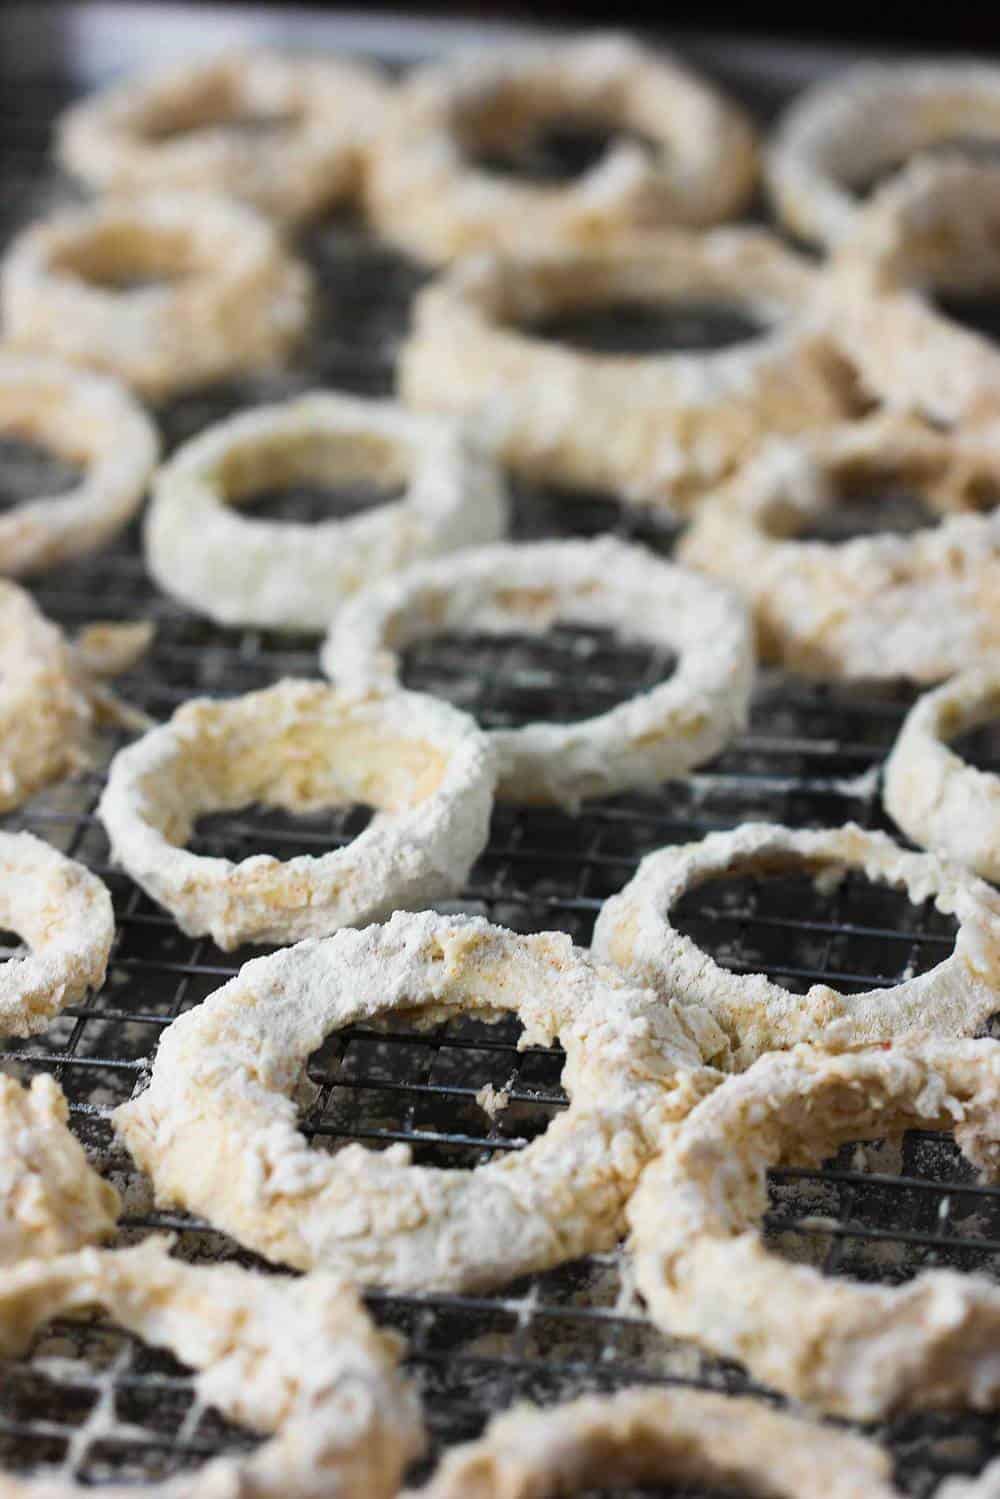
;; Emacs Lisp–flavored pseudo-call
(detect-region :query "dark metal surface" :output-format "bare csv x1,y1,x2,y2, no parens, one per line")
1,11,999,1495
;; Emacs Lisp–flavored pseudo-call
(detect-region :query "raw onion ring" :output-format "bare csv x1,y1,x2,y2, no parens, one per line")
0,1236,424,1499
677,411,1000,682
114,910,722,1292
592,821,1000,1071
768,61,1000,249
146,392,508,632
322,536,753,807
97,678,496,950
0,192,311,401
57,49,386,225
366,33,756,264
0,831,114,1039
0,1073,119,1265
0,350,158,575
629,1038,1000,1418
405,1386,897,1499
399,229,850,513
885,664,1000,883
819,157,1000,424
0,582,95,812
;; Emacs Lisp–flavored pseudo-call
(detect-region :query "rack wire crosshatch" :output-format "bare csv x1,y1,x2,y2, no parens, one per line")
1,13,1000,1496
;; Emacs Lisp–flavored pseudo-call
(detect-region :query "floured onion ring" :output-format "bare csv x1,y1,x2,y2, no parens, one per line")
885,664,1000,884
0,351,158,575
0,1236,424,1499
366,34,756,264
0,587,151,802
0,581,95,811
0,832,114,1038
819,158,1000,424
97,679,496,951
629,1038,1000,1418
146,393,508,632
0,1074,119,1265
57,50,387,225
0,192,311,401
322,536,754,807
114,911,722,1292
406,1386,897,1499
768,61,1000,250
592,821,1000,1072
399,230,850,514
677,411,1000,682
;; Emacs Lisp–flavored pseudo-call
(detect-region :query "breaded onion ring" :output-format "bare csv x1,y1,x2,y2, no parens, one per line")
0,586,149,799
366,34,756,264
885,664,1000,883
0,832,114,1038
592,821,1000,1071
819,158,1000,424
629,1039,1000,1418
114,911,722,1292
406,1387,897,1499
322,536,754,807
399,230,850,514
57,49,387,225
768,61,1000,249
97,679,496,951
677,412,1000,682
0,351,158,575
0,1074,119,1265
146,393,508,632
0,192,311,401
0,582,94,811
0,1237,424,1499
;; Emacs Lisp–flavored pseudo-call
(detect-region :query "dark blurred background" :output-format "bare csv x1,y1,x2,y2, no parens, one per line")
24,0,998,53
227,3,997,51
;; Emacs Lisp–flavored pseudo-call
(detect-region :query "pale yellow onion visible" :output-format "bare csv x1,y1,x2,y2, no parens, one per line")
629,1039,1000,1418
114,910,723,1292
0,1237,424,1499
98,679,497,950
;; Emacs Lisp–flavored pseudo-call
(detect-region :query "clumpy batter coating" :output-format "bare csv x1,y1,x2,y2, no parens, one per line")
0,582,96,812
0,832,115,1039
678,411,1000,682
1,192,311,401
0,1074,119,1266
593,821,1000,1071
367,34,756,263
0,351,158,576
819,157,1000,424
115,911,723,1293
323,536,753,807
629,1039,1000,1419
406,1386,897,1498
98,679,497,950
400,228,851,514
57,49,387,225
0,1236,424,1498
146,392,508,632
768,60,1000,249
885,664,1000,884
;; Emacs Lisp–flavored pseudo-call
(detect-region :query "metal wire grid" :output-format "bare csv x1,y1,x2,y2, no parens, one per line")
0,38,1000,1499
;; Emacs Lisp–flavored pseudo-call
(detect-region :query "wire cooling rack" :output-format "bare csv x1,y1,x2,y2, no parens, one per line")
1,15,1000,1497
